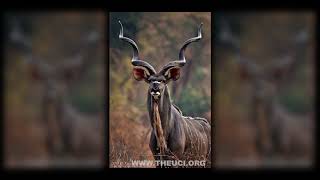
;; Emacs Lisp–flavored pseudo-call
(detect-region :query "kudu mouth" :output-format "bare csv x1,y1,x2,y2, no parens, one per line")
150,91,161,100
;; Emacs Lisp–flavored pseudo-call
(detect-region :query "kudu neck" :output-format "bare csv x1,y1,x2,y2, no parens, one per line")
148,85,172,134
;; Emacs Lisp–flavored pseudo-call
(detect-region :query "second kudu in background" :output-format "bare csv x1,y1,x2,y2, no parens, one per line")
6,14,104,167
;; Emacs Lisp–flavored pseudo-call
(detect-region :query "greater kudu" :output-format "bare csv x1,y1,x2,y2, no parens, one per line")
8,16,102,159
118,21,211,168
217,17,312,159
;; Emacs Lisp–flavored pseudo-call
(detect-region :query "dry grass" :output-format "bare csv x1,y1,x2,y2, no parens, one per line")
109,106,154,168
110,105,213,168
4,103,104,168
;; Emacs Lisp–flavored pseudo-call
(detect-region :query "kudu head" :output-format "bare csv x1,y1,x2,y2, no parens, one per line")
118,21,202,101
9,17,100,101
218,19,308,101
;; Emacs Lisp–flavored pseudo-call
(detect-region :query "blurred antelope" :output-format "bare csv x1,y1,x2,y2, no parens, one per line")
8,17,103,158
218,17,313,158
118,21,211,168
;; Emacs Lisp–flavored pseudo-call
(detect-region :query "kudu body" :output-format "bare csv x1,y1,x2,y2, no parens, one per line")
9,18,102,158
119,21,211,167
218,18,311,158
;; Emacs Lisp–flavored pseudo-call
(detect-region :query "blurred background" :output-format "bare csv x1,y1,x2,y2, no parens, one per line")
4,12,105,168
3,11,315,169
109,12,211,167
214,12,315,168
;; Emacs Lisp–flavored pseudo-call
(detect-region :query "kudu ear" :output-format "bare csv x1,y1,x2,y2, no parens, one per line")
133,67,150,82
60,55,84,82
164,67,181,82
269,56,294,81
238,65,251,80
30,64,45,81
26,59,50,82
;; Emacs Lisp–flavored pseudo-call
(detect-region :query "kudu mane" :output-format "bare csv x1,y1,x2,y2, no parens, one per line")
152,102,167,159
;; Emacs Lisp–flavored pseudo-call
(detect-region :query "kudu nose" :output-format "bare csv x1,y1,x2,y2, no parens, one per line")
151,81,160,92
152,86,159,92
150,81,161,99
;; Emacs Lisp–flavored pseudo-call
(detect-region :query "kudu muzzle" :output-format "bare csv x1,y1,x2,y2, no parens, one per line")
150,81,161,99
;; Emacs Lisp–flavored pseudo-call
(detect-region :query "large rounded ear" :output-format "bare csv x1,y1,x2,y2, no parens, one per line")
29,64,46,81
133,67,150,81
164,67,181,81
238,65,251,80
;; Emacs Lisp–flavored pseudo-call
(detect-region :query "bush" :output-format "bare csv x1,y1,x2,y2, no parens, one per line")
176,87,210,117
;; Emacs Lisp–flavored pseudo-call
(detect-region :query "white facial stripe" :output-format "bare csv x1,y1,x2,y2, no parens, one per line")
151,91,161,99
151,92,160,95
